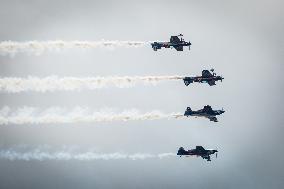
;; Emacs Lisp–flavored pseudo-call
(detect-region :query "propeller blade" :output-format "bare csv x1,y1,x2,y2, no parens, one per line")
216,153,218,158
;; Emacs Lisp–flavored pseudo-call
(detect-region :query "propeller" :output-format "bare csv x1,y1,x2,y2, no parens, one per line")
215,147,218,158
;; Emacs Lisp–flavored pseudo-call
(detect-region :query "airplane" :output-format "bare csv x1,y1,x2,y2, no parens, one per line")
183,69,224,86
184,105,225,122
151,34,191,51
177,146,218,161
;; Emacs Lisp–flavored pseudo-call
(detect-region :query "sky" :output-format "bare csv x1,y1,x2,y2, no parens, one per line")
0,0,283,188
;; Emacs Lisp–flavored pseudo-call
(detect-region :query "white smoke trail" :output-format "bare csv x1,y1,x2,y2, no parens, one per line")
0,151,175,161
0,106,184,125
0,146,176,161
0,40,149,55
0,75,185,93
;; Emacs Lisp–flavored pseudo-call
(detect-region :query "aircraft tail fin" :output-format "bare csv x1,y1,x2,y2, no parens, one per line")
184,107,192,116
177,147,185,155
186,107,192,112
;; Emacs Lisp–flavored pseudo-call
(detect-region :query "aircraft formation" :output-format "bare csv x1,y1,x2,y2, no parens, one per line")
0,34,224,162
152,34,224,161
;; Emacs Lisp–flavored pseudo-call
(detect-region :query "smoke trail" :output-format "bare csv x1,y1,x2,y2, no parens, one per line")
0,146,175,161
0,106,184,125
0,40,149,55
0,75,185,93
0,150,175,161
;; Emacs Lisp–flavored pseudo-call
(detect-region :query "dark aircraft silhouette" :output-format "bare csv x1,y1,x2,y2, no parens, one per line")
177,146,218,161
184,105,225,122
151,34,191,51
183,69,224,86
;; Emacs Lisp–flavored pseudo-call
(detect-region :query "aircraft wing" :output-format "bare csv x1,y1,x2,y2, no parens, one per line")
202,70,213,77
202,155,211,161
174,46,183,51
170,36,181,43
208,80,216,86
208,116,218,122
196,146,206,151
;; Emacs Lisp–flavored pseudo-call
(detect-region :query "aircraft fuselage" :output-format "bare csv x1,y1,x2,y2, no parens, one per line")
184,110,224,117
151,41,191,51
177,147,218,161
183,75,224,86
184,106,225,122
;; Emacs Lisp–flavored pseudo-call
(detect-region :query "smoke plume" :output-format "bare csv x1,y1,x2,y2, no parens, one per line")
0,75,185,93
0,40,149,55
0,146,175,161
0,150,175,161
0,106,184,125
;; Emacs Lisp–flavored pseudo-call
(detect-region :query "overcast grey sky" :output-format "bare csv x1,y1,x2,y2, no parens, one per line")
0,0,283,188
